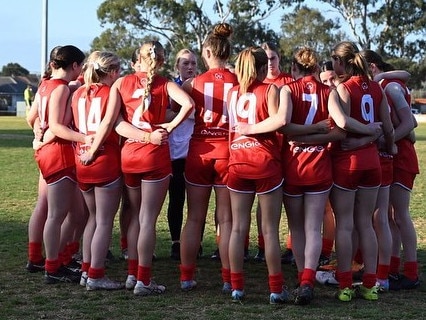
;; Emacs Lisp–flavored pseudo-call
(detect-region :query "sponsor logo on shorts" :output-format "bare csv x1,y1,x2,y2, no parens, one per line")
293,145,325,153
200,127,228,137
230,136,260,150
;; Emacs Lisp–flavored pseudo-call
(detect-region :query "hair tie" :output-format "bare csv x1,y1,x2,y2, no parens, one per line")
92,62,100,70
149,46,156,60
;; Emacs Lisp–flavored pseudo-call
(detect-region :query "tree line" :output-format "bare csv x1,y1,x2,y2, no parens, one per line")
2,0,425,92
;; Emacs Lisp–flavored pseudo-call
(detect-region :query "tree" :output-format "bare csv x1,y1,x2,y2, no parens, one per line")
323,0,375,48
92,0,297,73
94,0,212,64
371,0,426,60
319,0,426,60
385,56,426,90
279,6,346,70
314,0,426,89
1,63,30,77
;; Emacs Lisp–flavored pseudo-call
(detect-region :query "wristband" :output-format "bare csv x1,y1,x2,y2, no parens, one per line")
143,132,151,143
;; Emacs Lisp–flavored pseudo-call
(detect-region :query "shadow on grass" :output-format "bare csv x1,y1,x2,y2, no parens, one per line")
0,131,33,149
0,217,425,320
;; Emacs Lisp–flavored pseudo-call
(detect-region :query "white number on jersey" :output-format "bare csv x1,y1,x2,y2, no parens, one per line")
203,82,234,124
228,91,257,130
38,95,48,129
360,94,375,123
77,97,102,134
303,93,318,125
131,89,152,130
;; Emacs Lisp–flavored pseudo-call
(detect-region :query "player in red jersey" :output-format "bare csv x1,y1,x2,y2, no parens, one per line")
361,50,420,290
226,46,290,304
118,47,141,261
261,42,293,87
246,42,294,263
237,47,341,304
29,45,87,284
179,23,238,293
328,41,395,302
26,46,63,273
110,41,194,296
69,51,123,290
26,46,89,277
278,47,346,305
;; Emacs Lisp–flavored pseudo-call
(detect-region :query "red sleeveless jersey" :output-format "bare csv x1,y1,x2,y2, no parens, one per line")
228,80,281,179
191,68,238,142
118,72,171,173
71,84,121,183
380,78,419,174
34,78,75,179
331,76,382,170
283,75,332,185
264,72,293,88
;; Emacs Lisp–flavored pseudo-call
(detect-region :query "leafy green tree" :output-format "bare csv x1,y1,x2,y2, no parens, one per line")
320,0,426,60
1,63,30,77
315,0,426,89
324,0,375,48
371,0,426,60
385,56,426,90
279,6,346,70
92,0,294,73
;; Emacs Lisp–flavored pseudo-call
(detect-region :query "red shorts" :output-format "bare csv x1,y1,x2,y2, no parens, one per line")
185,156,228,187
124,169,172,188
333,168,381,191
283,180,333,197
44,167,76,185
227,172,283,194
393,169,416,191
379,153,393,187
79,176,122,192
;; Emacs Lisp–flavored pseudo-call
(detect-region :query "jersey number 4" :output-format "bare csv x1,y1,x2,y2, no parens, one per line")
77,97,102,134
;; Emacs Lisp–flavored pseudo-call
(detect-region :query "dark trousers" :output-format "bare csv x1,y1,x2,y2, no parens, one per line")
167,158,186,241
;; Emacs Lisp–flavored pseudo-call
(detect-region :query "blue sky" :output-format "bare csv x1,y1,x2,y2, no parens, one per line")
0,1,337,75
0,0,105,74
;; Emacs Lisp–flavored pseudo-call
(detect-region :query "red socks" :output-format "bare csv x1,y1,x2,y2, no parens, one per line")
81,262,90,273
377,264,390,280
45,259,60,274
137,265,151,285
301,268,315,287
231,272,244,291
403,261,418,280
362,272,377,289
337,271,352,289
88,267,105,279
180,264,196,282
268,272,284,294
127,259,138,277
221,268,231,284
28,242,43,263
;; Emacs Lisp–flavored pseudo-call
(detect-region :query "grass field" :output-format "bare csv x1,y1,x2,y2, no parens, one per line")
0,116,425,320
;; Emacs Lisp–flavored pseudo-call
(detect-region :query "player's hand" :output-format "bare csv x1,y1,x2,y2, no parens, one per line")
32,139,42,150
150,128,168,145
84,134,95,146
79,150,95,166
315,119,331,133
234,122,253,135
367,122,383,136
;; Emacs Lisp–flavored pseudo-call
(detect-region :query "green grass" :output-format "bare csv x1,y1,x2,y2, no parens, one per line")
0,116,425,320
